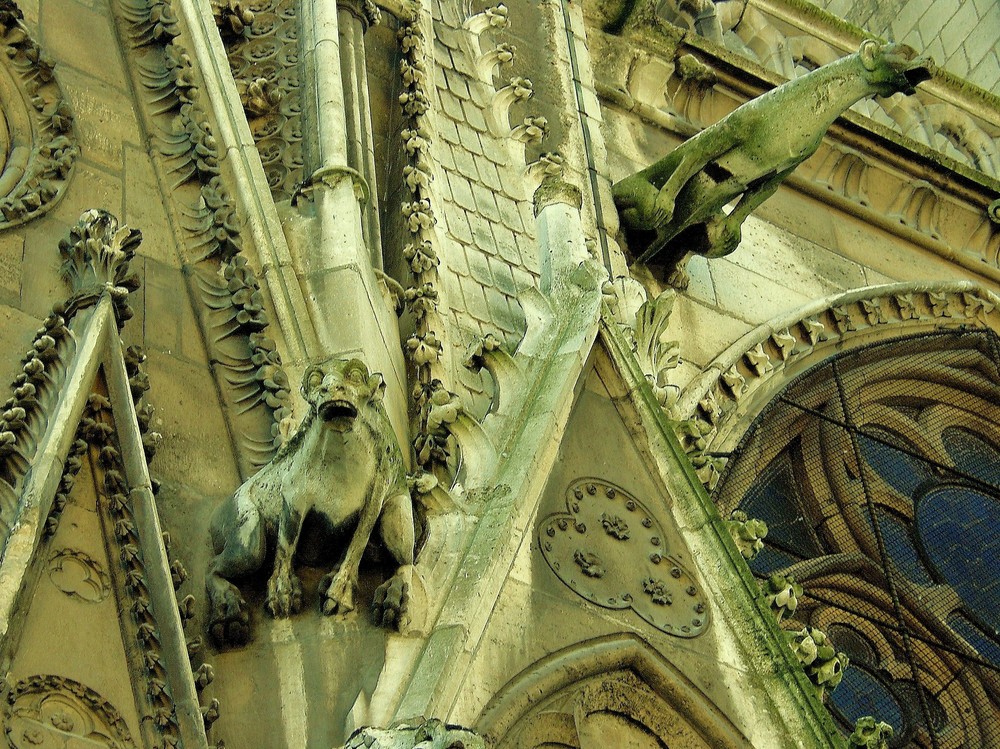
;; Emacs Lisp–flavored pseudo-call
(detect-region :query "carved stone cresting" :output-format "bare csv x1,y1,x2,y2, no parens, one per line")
538,478,708,637
0,1,78,227
343,718,485,749
613,41,934,280
3,675,136,749
206,359,414,646
396,1,464,479
214,0,301,200
674,282,1000,488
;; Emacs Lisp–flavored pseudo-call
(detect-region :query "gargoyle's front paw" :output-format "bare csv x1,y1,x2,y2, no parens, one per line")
208,580,251,646
319,570,355,616
266,569,303,618
373,574,409,630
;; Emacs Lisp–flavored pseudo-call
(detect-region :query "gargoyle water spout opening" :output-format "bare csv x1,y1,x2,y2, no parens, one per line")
613,40,935,285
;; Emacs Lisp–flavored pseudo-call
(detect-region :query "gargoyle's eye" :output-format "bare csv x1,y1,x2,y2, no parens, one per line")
346,368,364,384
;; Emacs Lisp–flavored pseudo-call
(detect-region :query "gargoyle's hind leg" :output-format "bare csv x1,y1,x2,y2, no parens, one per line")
266,497,306,617
372,491,415,629
206,498,265,646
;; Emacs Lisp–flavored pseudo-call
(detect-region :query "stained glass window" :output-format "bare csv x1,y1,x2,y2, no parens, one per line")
714,331,1000,747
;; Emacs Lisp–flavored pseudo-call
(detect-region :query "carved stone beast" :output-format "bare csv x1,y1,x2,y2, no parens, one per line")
613,40,934,282
206,359,413,645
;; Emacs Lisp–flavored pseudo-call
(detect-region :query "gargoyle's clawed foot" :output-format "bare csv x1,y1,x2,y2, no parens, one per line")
706,217,742,257
266,569,303,618
319,569,356,616
372,574,409,630
208,580,251,646
667,265,690,291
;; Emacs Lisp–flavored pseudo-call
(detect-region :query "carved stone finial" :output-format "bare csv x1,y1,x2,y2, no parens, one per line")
342,718,485,749
57,209,142,323
849,716,894,749
633,290,680,412
613,41,935,280
725,509,767,561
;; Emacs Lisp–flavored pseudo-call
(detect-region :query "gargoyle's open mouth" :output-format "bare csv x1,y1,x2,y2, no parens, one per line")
319,400,358,422
904,64,934,88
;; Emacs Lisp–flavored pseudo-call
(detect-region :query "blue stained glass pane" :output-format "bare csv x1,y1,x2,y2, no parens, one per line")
948,613,1000,667
829,667,905,735
740,452,821,560
917,487,1000,634
859,429,932,497
748,545,798,575
941,428,1000,489
874,507,933,585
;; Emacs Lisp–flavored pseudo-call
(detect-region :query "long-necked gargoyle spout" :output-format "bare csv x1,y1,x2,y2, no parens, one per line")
612,40,935,285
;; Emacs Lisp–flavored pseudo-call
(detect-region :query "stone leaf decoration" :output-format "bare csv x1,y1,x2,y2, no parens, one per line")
0,1,78,227
725,509,768,561
761,572,802,623
786,627,849,700
613,40,934,279
538,478,708,637
206,359,415,646
342,718,484,749
850,716,894,749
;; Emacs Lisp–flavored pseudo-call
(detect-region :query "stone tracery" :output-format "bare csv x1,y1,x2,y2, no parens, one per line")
713,330,1000,746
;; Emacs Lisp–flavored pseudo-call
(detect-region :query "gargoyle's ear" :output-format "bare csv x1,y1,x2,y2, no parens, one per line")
301,365,324,397
860,39,880,71
367,372,385,402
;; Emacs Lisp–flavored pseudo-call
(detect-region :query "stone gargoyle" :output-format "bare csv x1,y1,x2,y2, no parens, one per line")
613,40,935,283
206,359,413,645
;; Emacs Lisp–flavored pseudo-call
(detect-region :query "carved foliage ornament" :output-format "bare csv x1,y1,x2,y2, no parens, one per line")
539,479,708,637
0,2,77,227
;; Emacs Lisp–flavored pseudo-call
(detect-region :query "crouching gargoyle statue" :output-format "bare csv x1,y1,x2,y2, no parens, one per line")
206,359,413,646
613,40,935,283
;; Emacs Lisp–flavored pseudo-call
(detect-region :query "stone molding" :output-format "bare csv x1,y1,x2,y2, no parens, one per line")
117,0,296,473
0,2,78,228
476,633,751,747
673,280,1000,487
